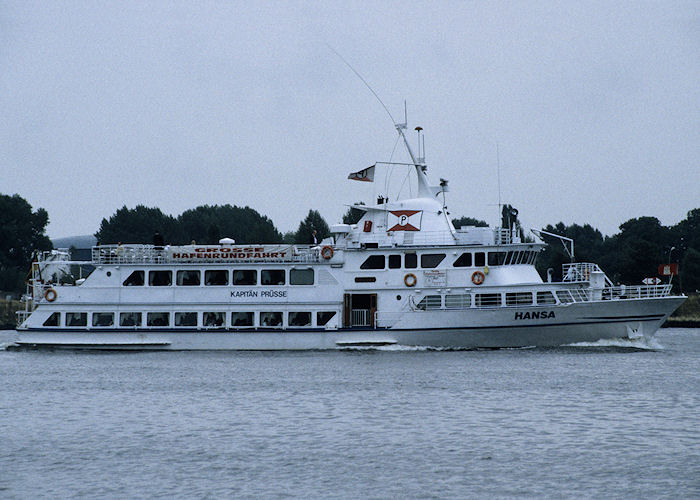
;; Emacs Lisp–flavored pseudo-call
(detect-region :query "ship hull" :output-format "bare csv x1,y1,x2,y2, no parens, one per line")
13,296,683,350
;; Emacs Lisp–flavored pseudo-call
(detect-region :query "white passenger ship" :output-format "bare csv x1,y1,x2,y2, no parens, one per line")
13,123,685,350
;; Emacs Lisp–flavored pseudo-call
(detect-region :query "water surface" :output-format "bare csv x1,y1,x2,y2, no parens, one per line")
1,329,699,498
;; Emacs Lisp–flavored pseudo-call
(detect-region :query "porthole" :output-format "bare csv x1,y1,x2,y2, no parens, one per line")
396,295,402,300
106,271,112,277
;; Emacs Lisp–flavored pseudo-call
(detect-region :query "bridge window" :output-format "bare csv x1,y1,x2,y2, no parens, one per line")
453,253,472,267
360,255,385,269
474,252,486,267
203,312,225,327
149,271,172,286
405,253,417,269
205,270,228,286
65,312,87,327
174,312,197,327
119,312,142,327
233,270,257,285
388,254,402,269
488,252,507,266
261,312,283,327
421,254,446,268
289,311,311,327
123,270,144,286
290,268,314,285
43,312,60,326
231,312,254,327
261,270,285,285
92,312,114,327
147,312,170,327
317,311,336,326
177,270,200,286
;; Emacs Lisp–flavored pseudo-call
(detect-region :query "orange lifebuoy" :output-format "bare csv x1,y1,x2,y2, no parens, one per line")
404,273,417,287
471,271,485,285
45,288,57,302
321,245,334,260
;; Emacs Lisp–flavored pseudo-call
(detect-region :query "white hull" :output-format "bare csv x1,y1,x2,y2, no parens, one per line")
14,297,682,350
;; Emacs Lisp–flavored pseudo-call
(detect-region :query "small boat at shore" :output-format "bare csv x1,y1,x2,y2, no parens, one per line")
11,121,685,350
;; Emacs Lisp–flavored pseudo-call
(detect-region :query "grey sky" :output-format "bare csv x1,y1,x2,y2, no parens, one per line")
1,1,698,239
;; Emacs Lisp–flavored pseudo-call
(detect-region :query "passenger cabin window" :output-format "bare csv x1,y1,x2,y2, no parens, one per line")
123,271,144,286
488,252,507,266
174,312,197,327
475,293,501,307
317,311,336,326
289,311,311,327
261,312,283,327
43,312,60,326
205,270,228,286
203,312,225,327
421,254,445,268
231,312,254,327
537,291,556,305
474,252,486,267
453,253,472,267
388,254,402,269
405,253,417,269
505,292,533,306
416,295,442,310
120,312,142,327
92,312,114,327
290,269,314,285
177,270,200,286
261,270,285,285
147,312,170,327
149,270,172,286
445,294,470,309
360,255,385,270
66,312,87,327
233,270,257,286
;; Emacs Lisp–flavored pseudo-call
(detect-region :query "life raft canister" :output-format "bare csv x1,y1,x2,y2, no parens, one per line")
471,271,485,285
321,245,334,260
404,273,417,287
45,288,58,302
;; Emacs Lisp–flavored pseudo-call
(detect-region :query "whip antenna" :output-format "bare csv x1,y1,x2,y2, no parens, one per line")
326,44,397,126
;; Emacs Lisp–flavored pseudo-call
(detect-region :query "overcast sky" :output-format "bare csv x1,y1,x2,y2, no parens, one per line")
1,1,698,240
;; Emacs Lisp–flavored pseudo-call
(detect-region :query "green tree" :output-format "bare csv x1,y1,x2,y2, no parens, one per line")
95,205,181,245
0,194,53,292
294,210,330,244
178,205,283,244
451,216,488,228
681,248,700,293
342,203,366,225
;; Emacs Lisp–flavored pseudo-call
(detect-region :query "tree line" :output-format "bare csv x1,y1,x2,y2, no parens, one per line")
0,192,698,294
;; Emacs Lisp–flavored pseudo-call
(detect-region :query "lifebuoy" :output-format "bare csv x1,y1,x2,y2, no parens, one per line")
45,288,57,302
471,271,485,285
404,273,417,287
321,245,334,260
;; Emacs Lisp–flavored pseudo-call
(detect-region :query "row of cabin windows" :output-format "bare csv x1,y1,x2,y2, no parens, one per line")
123,268,314,287
44,311,337,328
360,250,538,270
416,290,557,309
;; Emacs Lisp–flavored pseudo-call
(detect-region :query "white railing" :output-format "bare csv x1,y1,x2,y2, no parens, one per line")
562,262,613,285
601,284,672,300
351,309,371,327
339,227,521,249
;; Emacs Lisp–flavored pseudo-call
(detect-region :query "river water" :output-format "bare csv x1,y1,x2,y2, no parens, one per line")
1,328,699,499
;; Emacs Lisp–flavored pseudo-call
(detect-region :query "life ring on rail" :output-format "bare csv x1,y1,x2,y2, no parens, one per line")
45,288,57,302
471,271,485,286
321,245,334,260
404,273,417,287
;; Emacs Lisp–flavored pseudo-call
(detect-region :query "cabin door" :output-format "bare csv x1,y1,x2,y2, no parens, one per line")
343,293,377,328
